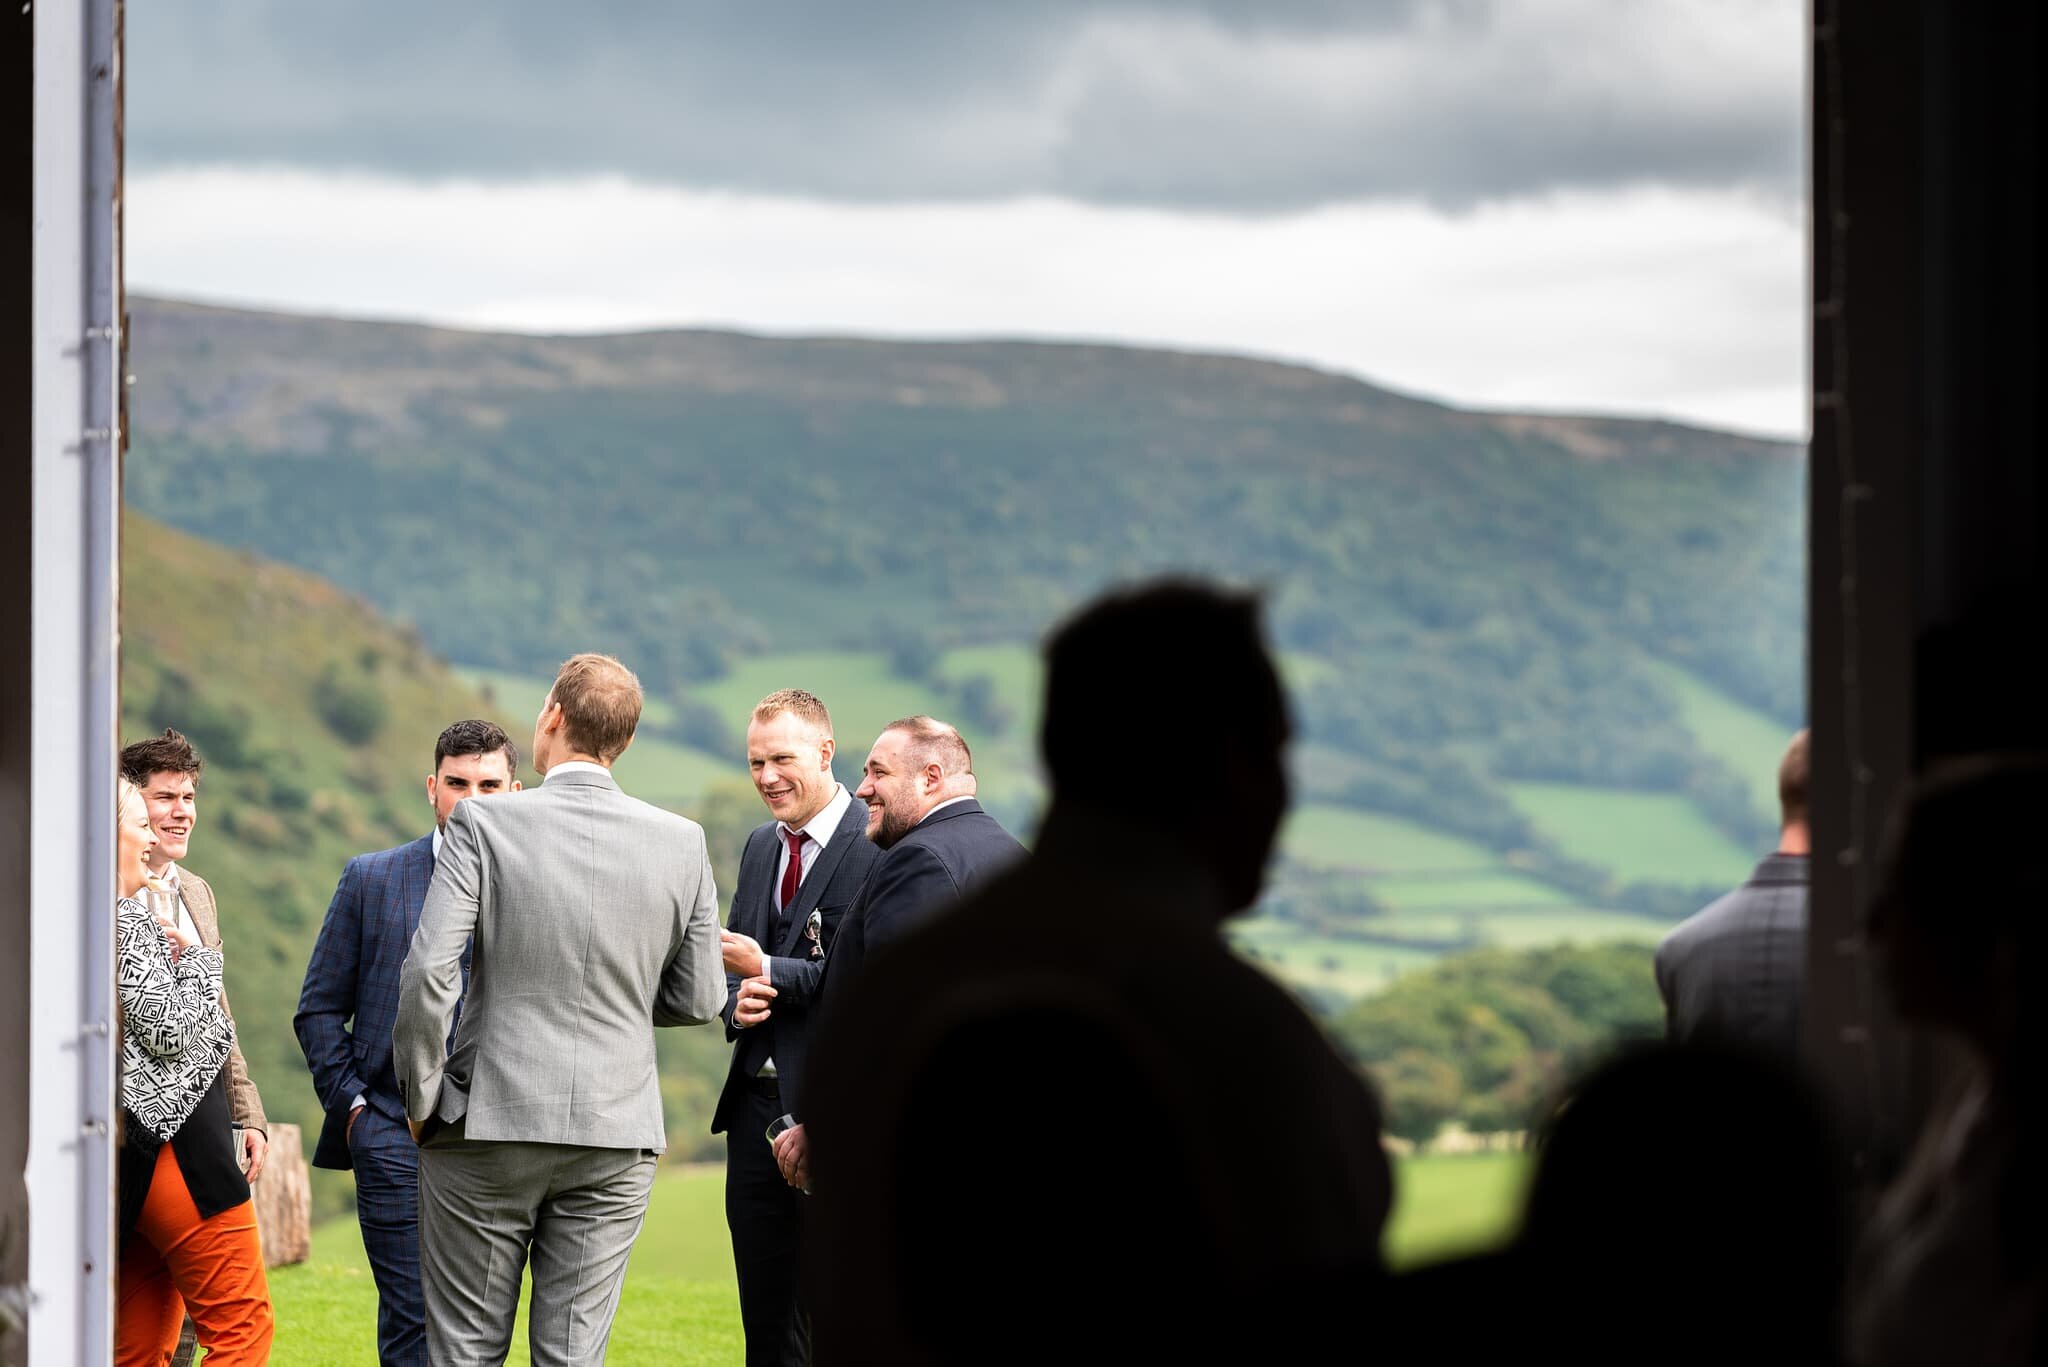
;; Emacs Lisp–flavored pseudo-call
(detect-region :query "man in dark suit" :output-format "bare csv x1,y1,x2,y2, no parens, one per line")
1656,728,1811,1056
294,719,520,1367
795,582,1392,1362
770,715,1023,1192
711,689,880,1366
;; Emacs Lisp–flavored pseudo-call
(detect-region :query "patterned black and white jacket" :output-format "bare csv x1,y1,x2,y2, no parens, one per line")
116,895,235,1142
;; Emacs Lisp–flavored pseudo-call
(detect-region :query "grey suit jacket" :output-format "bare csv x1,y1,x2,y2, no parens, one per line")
394,766,726,1151
1655,853,1809,1056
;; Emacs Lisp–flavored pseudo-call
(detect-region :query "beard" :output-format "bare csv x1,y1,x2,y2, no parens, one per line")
871,801,919,850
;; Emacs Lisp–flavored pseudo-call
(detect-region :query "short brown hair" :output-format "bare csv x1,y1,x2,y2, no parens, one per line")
548,653,643,763
753,689,833,737
121,729,204,788
1778,729,1811,826
884,715,972,776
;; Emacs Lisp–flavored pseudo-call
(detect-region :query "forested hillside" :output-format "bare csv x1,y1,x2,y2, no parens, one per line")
123,295,1807,1007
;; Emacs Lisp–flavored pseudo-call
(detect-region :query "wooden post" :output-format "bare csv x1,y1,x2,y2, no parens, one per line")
252,1123,311,1268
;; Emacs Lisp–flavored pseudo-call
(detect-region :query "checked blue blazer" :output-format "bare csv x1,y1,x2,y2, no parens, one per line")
295,833,461,1170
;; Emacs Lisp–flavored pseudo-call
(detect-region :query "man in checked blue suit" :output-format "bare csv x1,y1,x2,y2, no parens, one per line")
713,689,881,1366
294,719,522,1366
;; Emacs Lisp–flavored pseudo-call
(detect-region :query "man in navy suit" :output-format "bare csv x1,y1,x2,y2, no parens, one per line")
712,689,880,1365
770,715,1023,1193
295,719,520,1367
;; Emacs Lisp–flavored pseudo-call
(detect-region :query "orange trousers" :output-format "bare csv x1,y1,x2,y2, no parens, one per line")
115,1141,274,1367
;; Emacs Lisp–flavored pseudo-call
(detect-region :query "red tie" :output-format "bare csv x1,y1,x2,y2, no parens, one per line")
779,828,807,914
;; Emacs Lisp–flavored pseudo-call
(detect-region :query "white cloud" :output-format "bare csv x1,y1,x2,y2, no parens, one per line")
127,167,1806,437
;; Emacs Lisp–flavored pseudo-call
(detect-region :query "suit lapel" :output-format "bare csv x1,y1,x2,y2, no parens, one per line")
400,834,436,936
741,828,782,942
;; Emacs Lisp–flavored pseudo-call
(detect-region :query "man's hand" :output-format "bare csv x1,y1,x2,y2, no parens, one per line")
243,1127,269,1182
721,930,765,979
347,1103,365,1145
772,1123,810,1192
734,977,776,1028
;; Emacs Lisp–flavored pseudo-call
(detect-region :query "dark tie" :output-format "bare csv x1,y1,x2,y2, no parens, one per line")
779,828,807,916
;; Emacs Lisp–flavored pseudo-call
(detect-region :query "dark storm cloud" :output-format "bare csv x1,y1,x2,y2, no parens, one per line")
127,0,1799,212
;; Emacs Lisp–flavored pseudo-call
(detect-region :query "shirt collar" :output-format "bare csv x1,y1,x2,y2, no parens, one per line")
157,860,182,895
781,783,853,848
432,827,443,860
542,759,611,782
922,795,976,823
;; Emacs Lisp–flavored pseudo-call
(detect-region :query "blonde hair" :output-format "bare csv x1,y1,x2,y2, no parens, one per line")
548,653,644,762
117,776,170,898
753,689,833,737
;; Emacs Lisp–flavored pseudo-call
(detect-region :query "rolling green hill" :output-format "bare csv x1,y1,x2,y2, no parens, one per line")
121,295,1808,1008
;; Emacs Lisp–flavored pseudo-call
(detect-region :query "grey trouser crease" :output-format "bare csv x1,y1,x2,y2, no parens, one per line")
417,1122,659,1367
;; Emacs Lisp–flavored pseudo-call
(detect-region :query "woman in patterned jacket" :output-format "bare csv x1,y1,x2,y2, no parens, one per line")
112,777,273,1366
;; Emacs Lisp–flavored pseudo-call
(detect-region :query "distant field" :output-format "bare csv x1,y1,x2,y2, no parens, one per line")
270,1154,1524,1363
1504,781,1754,887
1231,919,1442,998
1366,873,1574,911
1646,658,1798,818
1283,805,1499,875
1371,906,1666,949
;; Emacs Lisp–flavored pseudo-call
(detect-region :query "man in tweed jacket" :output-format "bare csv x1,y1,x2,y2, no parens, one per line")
396,654,727,1366
121,731,268,1170
296,719,522,1366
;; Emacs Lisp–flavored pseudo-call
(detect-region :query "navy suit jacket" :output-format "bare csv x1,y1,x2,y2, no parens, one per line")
797,798,1023,1113
295,833,462,1169
711,796,880,1136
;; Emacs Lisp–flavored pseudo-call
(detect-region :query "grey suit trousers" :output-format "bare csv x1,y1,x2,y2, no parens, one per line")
417,1122,658,1367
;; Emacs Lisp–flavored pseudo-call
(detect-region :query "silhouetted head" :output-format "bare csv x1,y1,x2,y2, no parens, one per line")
1040,579,1289,914
1523,1043,1848,1361
1868,755,2048,1066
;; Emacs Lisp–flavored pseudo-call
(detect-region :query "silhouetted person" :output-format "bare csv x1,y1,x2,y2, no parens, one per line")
1656,728,1811,1054
1401,1043,1847,1364
800,580,1392,1364
1850,757,2048,1367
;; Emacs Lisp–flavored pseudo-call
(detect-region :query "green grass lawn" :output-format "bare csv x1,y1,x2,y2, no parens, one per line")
269,1153,1524,1363
1504,781,1754,887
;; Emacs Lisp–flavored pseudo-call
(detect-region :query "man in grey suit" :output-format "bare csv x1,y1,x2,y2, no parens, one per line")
1656,728,1811,1055
395,652,727,1366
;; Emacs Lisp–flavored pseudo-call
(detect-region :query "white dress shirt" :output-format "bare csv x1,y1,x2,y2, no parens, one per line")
772,783,854,911
541,759,612,781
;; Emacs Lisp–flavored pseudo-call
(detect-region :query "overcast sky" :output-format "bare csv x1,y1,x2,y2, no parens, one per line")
125,0,1807,437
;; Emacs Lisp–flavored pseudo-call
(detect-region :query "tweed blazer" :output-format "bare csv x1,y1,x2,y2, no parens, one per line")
395,766,726,1151
156,868,268,1132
